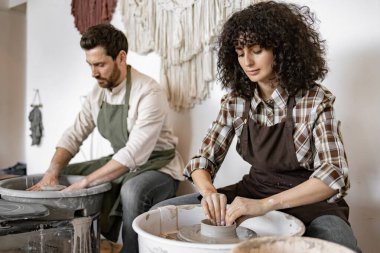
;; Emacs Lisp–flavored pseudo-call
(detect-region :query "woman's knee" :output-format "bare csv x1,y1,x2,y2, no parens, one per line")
305,215,361,253
150,193,201,210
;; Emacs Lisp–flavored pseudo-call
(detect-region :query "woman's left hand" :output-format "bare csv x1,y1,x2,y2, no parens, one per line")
225,197,268,225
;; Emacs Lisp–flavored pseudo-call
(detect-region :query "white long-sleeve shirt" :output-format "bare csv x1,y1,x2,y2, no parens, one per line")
57,66,184,181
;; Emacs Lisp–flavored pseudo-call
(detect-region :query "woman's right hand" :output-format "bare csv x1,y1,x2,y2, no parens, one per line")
201,191,228,226
190,169,227,225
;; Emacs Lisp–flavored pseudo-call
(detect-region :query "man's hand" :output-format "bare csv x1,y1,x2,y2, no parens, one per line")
27,147,72,191
61,177,89,192
26,173,59,191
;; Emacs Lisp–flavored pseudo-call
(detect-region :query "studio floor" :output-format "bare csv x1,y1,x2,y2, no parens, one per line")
100,239,123,253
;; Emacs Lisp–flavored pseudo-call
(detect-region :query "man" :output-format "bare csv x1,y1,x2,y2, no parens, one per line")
29,23,184,253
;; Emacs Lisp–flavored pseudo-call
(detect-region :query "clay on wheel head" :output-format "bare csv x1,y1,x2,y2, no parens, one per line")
40,184,67,191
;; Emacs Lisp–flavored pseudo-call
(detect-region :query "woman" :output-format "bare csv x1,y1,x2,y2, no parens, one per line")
154,1,361,252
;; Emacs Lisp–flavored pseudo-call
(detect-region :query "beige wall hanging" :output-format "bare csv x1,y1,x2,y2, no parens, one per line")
121,0,263,110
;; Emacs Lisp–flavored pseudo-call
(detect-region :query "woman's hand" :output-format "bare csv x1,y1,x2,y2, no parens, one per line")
225,197,268,225
201,191,228,226
190,169,227,225
225,178,338,226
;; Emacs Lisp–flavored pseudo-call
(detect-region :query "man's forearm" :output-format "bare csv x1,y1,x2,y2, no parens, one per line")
46,147,73,176
83,159,130,187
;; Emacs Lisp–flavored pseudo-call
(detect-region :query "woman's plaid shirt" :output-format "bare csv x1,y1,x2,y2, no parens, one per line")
184,84,350,202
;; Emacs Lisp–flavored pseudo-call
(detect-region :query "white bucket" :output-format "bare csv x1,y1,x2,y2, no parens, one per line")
132,204,305,253
232,236,356,253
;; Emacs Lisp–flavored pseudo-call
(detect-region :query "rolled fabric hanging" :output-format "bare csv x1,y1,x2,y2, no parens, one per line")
28,89,43,146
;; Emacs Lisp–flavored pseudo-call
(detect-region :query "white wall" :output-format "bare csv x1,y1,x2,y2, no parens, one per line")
291,1,380,251
24,0,379,252
0,7,25,168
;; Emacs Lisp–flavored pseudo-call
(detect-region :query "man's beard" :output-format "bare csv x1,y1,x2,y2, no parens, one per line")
97,63,121,89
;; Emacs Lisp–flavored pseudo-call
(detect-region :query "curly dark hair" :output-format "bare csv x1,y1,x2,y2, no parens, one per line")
217,1,328,98
80,24,128,60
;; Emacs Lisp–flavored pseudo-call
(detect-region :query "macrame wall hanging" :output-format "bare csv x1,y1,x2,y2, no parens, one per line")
120,0,263,110
72,0,117,34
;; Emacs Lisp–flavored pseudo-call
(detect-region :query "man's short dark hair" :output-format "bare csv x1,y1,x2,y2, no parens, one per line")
80,23,128,59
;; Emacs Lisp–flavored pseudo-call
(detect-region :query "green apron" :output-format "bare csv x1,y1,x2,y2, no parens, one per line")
64,65,175,241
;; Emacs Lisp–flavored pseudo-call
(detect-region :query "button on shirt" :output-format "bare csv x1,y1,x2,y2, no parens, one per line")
184,84,349,202
57,67,184,181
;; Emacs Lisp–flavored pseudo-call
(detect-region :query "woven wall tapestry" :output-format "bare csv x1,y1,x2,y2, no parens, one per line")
120,0,263,110
72,0,117,34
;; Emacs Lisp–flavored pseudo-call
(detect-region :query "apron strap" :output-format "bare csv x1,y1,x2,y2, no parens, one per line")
124,65,132,108
285,96,295,128
243,99,251,123
122,65,132,140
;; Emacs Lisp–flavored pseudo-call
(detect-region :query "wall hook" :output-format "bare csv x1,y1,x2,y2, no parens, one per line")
31,89,42,107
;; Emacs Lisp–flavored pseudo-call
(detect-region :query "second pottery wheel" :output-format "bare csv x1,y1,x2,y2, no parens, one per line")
177,219,257,244
0,199,49,221
0,174,111,220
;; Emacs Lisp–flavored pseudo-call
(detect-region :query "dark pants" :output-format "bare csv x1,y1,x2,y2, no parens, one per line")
119,170,179,253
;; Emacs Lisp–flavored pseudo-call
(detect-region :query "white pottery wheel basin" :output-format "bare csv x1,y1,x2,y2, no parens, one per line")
132,204,305,253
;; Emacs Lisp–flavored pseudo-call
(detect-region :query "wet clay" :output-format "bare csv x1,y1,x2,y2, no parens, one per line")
40,185,67,191
200,219,238,238
71,217,93,253
177,219,257,244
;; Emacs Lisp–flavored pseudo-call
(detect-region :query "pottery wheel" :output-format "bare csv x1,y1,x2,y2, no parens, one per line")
177,224,257,244
0,199,49,221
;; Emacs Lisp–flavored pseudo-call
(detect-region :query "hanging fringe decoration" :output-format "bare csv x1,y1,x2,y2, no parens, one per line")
71,0,117,34
120,0,263,110
28,89,43,146
120,0,156,55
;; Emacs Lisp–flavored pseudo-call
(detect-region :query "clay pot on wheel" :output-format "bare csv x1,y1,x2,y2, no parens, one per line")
177,218,257,244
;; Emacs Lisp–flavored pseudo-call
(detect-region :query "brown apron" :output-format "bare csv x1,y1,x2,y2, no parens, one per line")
218,96,349,226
